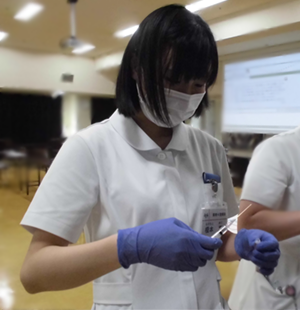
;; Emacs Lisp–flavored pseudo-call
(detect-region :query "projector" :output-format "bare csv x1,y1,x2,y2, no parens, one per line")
59,36,86,51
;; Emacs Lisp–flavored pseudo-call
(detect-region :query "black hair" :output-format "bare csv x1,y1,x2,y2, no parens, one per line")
116,4,218,125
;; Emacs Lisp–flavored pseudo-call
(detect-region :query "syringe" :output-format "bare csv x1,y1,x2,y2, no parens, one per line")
211,203,253,239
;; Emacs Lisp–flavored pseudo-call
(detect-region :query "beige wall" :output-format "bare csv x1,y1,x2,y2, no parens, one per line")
0,47,115,96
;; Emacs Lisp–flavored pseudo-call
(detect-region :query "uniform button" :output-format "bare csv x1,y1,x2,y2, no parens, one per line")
157,152,166,160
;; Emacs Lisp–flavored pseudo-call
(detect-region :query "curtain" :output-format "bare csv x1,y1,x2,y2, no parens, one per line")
0,92,62,145
91,97,116,124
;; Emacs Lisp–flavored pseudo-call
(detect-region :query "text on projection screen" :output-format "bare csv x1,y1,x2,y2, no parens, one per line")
223,52,300,134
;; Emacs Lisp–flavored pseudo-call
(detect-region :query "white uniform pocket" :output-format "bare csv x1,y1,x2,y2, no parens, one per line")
229,259,299,310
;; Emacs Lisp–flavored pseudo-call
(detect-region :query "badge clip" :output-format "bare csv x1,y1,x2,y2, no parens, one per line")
202,172,221,193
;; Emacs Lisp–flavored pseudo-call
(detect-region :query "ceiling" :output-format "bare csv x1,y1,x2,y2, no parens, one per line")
0,0,295,58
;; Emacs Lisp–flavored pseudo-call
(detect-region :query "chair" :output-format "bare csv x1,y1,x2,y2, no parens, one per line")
48,138,65,160
25,147,52,195
0,153,9,185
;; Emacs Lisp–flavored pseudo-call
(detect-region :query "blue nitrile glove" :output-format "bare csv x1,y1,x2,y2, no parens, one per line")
118,217,223,272
235,229,280,276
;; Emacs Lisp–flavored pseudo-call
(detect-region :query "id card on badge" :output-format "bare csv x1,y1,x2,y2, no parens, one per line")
201,202,228,237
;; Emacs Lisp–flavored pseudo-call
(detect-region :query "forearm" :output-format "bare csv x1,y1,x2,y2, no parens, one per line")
239,201,300,241
216,232,240,262
21,234,120,293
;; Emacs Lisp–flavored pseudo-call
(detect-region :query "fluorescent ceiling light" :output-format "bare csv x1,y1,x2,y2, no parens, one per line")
0,31,8,42
115,0,226,38
72,44,95,54
186,0,227,13
15,3,43,21
115,25,139,38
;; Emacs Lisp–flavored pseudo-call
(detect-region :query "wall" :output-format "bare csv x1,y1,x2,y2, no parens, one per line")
0,47,115,96
62,94,92,137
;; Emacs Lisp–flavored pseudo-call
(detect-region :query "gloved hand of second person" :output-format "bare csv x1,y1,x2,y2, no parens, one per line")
235,229,280,276
118,217,223,272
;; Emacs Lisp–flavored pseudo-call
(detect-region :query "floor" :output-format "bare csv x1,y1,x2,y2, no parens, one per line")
0,169,241,310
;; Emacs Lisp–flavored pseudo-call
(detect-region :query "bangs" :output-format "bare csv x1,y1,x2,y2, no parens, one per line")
162,23,218,88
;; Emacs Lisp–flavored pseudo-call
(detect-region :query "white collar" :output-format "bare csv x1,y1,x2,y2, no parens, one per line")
110,110,188,151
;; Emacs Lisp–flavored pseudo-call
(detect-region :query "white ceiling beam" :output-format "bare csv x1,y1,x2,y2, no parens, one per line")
211,1,300,41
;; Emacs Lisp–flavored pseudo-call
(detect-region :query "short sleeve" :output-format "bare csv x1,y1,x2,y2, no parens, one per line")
241,138,290,210
221,146,239,218
20,135,99,243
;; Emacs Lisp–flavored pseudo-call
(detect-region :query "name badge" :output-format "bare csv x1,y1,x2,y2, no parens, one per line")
201,204,228,237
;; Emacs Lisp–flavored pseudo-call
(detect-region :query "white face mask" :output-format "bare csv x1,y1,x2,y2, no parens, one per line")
137,85,206,128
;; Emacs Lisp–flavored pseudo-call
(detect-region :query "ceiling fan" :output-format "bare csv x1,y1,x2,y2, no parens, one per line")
59,0,95,54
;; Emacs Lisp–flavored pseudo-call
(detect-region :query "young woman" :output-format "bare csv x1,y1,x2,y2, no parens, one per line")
20,5,279,310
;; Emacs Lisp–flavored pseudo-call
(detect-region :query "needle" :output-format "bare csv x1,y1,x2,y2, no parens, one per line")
211,203,253,238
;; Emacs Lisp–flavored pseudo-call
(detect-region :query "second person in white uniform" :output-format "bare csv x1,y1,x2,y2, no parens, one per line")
229,127,300,310
20,4,280,310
